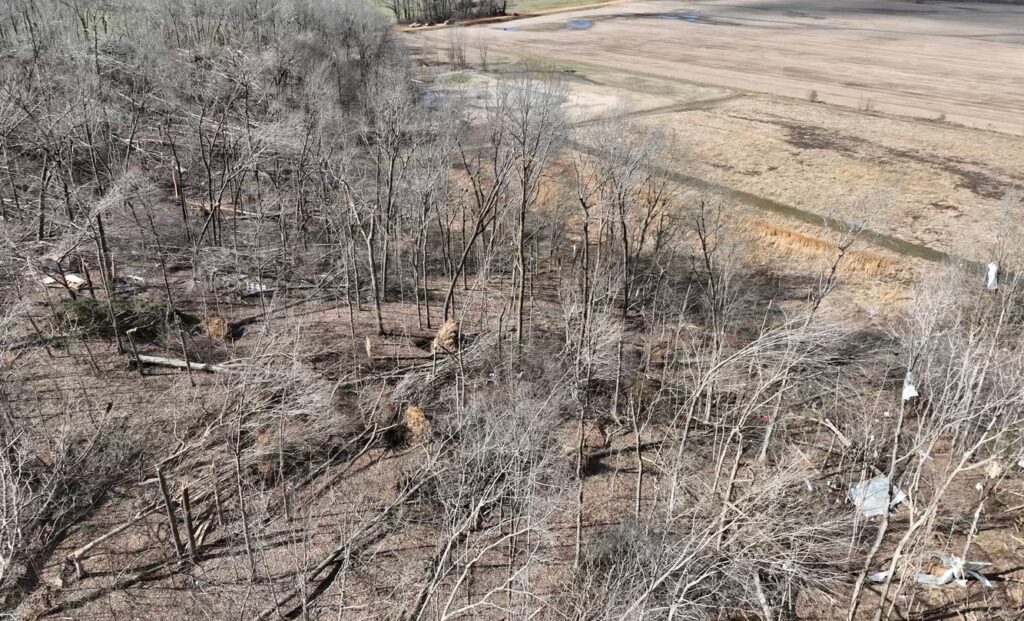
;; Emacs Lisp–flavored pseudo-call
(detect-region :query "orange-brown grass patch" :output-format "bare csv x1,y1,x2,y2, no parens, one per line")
747,220,909,281
202,315,232,341
432,319,460,353
403,406,432,442
253,428,277,479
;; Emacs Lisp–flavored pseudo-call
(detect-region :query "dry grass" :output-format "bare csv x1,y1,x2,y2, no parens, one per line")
748,221,908,280
432,318,460,353
403,406,431,442
202,315,232,341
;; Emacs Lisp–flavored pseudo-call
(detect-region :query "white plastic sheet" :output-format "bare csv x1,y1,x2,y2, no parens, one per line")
849,475,906,518
902,373,919,402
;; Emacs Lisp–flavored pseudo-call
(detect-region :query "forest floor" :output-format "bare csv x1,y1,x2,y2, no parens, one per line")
8,2,1024,619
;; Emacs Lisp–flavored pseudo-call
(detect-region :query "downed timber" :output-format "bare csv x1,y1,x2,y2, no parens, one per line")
255,472,430,621
135,355,237,374
65,501,162,573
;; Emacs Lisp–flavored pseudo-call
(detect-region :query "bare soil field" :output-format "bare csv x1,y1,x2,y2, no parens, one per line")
438,0,1024,263
476,0,1024,135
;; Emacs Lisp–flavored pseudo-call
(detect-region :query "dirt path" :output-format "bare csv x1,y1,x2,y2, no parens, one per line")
569,138,960,266
573,91,744,125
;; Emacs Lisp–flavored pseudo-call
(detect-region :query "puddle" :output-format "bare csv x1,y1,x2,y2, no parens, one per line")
656,12,701,22
518,12,720,33
565,19,593,30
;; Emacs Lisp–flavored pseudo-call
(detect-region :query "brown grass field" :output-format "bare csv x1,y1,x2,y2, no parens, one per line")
425,0,1024,264
475,0,1024,135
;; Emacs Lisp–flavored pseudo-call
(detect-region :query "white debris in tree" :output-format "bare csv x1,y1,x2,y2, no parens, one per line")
902,373,919,402
849,475,906,518
916,557,993,588
986,262,999,291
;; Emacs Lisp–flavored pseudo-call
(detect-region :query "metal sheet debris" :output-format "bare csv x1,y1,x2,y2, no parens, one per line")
868,557,992,588
849,475,905,517
916,557,993,588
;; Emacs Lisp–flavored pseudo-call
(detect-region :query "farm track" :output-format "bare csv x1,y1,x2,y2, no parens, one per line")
568,93,975,267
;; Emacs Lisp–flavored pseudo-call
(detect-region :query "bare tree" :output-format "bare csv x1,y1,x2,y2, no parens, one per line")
501,75,566,347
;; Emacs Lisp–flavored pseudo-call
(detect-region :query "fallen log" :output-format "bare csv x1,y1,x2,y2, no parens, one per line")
66,501,162,568
255,473,429,621
135,355,237,374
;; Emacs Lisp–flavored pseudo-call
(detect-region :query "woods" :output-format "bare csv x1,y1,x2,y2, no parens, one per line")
1,0,1023,619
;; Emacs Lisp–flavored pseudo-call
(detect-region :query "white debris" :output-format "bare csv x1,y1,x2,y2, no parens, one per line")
240,279,275,297
986,262,999,291
849,475,906,518
41,273,88,290
916,556,993,588
902,373,919,402
869,557,993,589
985,461,1002,479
